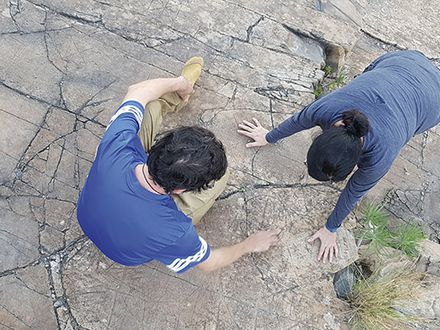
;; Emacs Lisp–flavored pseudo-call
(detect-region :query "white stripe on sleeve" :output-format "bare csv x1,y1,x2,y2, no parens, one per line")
167,236,209,272
107,105,143,130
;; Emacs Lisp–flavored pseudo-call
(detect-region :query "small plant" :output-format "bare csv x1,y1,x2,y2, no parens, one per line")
358,203,426,258
349,266,425,330
361,203,388,228
314,83,324,98
323,65,334,77
390,224,426,258
358,203,392,254
334,73,346,86
314,67,346,99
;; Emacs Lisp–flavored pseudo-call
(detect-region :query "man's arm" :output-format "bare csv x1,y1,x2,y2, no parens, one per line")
197,230,278,272
123,76,192,107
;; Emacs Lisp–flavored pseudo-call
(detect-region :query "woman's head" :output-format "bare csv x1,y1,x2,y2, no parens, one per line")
306,110,369,182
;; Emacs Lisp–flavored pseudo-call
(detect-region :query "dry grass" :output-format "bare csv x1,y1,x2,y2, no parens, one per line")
348,265,425,330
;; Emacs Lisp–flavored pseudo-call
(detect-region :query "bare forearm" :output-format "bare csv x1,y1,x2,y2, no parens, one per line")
123,77,183,106
198,241,251,272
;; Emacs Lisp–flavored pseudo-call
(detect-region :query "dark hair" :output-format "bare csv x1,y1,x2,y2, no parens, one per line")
147,126,227,194
306,110,369,182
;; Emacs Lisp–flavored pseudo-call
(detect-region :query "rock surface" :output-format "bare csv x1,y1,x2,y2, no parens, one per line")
0,0,439,329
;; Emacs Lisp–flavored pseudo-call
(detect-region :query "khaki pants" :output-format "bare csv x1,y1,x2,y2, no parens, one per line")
138,91,229,225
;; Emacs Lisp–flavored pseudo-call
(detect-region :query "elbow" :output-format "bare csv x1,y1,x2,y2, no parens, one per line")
126,83,139,93
197,262,216,273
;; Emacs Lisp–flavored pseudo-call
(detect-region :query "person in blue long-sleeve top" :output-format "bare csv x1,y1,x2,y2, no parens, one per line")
238,50,440,263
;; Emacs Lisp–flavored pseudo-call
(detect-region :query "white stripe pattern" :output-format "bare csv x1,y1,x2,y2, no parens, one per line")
167,236,209,272
107,104,143,130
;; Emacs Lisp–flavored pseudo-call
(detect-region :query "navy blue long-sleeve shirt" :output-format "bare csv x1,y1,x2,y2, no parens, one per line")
266,51,440,231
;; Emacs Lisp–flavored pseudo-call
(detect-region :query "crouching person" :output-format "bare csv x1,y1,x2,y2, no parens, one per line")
77,57,278,273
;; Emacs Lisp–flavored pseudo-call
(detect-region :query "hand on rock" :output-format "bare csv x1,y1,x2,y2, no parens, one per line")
308,227,338,263
245,230,279,253
237,118,269,148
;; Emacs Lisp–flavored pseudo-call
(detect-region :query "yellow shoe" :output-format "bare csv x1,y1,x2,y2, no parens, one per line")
181,56,204,87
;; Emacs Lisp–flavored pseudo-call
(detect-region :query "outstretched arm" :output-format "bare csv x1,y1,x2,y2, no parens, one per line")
197,230,279,272
123,76,193,107
237,99,330,147
309,163,392,263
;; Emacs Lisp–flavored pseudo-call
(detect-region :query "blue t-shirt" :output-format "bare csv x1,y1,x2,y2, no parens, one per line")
77,100,211,273
266,51,440,232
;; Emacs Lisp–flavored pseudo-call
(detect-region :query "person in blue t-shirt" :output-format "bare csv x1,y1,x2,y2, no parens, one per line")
237,50,440,264
77,57,278,273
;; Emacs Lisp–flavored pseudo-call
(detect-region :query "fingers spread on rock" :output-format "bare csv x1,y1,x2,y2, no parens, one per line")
322,247,330,264
238,130,253,138
242,120,256,129
318,244,325,261
246,142,261,148
252,117,262,127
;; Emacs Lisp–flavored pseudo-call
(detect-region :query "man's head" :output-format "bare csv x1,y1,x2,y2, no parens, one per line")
306,110,369,182
147,126,227,194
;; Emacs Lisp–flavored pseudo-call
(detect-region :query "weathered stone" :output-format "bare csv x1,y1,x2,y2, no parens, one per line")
0,33,63,104
0,207,40,273
333,265,356,300
44,199,76,232
318,0,365,26
0,264,57,329
398,274,440,328
416,240,440,277
40,224,65,253
362,0,440,59
0,85,48,183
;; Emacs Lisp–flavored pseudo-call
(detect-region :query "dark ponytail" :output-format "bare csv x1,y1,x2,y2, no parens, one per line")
306,110,369,182
342,110,369,138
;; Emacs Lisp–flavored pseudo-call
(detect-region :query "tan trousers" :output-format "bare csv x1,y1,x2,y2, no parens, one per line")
138,91,229,225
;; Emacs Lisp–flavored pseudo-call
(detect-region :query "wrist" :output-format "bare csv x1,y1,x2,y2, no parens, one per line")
324,223,337,233
242,238,254,254
264,132,269,144
265,131,275,144
173,76,186,91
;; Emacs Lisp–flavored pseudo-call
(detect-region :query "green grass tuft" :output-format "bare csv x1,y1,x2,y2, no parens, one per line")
323,65,334,77
359,203,426,258
390,224,426,258
314,83,324,98
361,203,389,228
314,67,346,99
